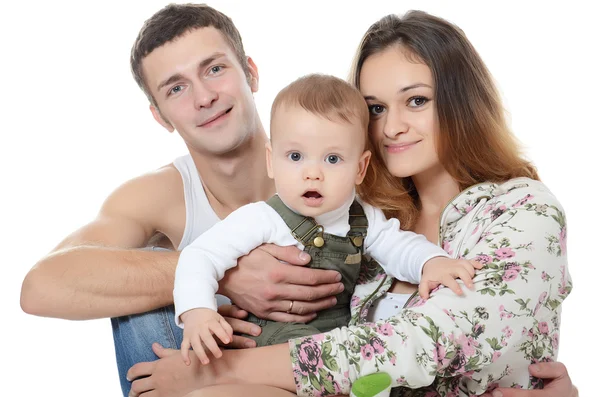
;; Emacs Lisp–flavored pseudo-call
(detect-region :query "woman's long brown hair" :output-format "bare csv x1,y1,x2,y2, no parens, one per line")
352,11,539,230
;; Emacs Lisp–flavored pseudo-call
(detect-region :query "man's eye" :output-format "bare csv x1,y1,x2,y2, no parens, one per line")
170,85,183,95
326,155,340,164
210,66,223,74
288,152,302,161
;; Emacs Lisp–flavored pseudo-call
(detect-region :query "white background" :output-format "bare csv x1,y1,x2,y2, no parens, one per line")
2,1,597,396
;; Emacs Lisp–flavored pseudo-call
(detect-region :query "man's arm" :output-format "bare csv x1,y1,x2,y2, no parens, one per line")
20,167,182,320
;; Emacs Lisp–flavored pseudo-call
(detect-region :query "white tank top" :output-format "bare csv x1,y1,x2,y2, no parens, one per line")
173,154,221,251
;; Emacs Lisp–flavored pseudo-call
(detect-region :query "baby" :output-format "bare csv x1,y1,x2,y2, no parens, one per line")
174,74,481,365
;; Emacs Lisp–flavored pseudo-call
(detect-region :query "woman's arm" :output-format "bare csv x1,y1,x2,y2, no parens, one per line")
288,188,572,396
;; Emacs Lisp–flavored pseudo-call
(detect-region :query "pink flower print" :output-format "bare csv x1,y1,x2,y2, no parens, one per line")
408,295,426,308
433,342,450,368
559,227,567,255
502,269,519,281
424,392,439,397
442,240,454,256
538,322,549,335
323,373,342,395
502,326,513,338
297,339,323,376
361,344,375,360
475,254,493,265
491,205,507,221
495,247,515,259
443,309,456,321
492,351,502,362
541,271,550,281
458,335,477,357
377,323,394,336
471,224,480,235
552,333,559,349
313,333,325,342
513,194,533,207
390,355,397,365
449,353,467,373
473,323,485,337
483,205,493,215
351,295,360,308
465,205,474,213
370,336,385,354
533,291,548,315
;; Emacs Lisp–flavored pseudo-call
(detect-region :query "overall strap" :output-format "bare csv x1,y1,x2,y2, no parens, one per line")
347,200,368,249
266,195,323,247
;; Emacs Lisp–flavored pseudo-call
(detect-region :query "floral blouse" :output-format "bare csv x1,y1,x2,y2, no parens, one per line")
289,178,572,396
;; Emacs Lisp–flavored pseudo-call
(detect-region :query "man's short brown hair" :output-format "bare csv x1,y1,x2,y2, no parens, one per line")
130,3,249,105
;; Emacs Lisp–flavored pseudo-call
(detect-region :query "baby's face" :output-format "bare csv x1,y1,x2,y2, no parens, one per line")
267,105,371,218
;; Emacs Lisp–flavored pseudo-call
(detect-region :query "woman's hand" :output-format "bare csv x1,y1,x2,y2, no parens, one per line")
482,362,578,397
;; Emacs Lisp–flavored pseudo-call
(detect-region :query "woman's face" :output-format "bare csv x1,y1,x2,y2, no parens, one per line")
359,45,442,180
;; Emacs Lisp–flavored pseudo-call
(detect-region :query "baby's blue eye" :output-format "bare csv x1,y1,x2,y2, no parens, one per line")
288,152,302,161
326,155,340,164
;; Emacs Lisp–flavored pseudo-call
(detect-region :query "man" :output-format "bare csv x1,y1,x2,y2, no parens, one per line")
20,3,576,397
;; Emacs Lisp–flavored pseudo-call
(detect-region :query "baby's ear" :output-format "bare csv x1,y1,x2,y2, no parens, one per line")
355,150,372,185
265,141,274,179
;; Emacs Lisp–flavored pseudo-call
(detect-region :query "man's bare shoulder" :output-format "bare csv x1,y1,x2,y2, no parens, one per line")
100,162,184,223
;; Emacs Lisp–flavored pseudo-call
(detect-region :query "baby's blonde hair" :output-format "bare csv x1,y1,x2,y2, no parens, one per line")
270,74,369,145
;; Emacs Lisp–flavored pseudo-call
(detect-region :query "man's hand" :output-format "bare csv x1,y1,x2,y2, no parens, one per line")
481,362,578,397
220,244,344,322
128,343,213,397
217,304,261,348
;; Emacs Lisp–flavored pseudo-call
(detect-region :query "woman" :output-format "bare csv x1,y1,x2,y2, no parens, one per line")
129,10,574,397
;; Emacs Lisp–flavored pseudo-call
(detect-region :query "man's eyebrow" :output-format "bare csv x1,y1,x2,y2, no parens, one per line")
156,52,227,92
363,83,432,101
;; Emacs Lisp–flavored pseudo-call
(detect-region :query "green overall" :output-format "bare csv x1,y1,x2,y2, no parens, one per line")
244,195,368,346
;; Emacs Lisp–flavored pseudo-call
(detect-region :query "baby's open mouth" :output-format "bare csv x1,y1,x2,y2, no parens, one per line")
303,191,322,199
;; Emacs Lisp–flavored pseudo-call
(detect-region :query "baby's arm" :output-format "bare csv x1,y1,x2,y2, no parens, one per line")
180,307,233,365
173,202,280,326
361,201,449,284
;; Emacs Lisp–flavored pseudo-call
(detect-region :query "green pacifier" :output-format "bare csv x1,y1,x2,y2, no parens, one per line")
350,372,393,397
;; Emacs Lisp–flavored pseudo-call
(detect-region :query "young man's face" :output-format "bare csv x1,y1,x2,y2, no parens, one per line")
142,27,260,156
266,105,371,218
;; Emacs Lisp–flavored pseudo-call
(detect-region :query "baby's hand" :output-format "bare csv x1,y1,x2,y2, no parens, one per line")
419,257,484,299
180,308,234,365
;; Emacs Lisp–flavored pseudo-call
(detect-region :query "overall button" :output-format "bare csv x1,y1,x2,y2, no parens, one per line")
313,236,325,247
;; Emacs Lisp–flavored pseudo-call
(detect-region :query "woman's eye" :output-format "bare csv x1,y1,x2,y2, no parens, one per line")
408,96,429,107
326,155,340,164
288,152,302,161
368,105,385,115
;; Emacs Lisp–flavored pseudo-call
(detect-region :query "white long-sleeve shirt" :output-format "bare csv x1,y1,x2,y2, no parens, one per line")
174,195,448,326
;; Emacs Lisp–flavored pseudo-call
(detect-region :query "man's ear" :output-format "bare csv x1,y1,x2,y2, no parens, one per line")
150,105,174,132
247,56,259,93
265,141,274,179
355,150,372,185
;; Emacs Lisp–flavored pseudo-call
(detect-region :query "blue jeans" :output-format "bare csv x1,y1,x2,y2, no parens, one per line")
111,305,183,397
